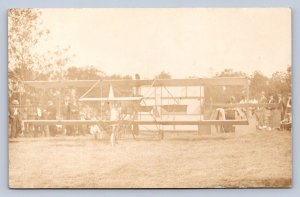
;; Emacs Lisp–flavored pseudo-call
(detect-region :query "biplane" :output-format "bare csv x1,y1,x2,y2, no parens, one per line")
19,77,280,139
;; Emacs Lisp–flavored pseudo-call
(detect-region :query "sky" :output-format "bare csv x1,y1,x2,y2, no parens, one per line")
36,8,291,79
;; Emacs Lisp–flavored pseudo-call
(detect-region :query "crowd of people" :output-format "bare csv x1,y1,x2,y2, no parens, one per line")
9,88,292,138
210,91,292,132
9,92,107,138
252,91,292,131
9,94,136,146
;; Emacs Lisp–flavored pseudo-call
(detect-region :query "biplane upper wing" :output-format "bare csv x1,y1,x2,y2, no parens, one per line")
79,84,143,102
22,77,249,88
78,97,143,102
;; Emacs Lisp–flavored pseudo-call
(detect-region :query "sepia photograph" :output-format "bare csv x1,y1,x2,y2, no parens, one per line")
8,8,292,188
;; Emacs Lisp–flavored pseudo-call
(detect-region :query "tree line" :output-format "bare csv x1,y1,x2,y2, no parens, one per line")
8,9,291,104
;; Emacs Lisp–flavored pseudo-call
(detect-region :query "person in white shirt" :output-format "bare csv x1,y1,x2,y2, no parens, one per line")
110,102,120,146
285,94,292,122
90,118,102,140
36,103,44,137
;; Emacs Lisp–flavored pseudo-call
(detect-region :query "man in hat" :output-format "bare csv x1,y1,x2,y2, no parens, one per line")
256,91,268,130
134,73,141,96
110,102,120,146
259,91,267,103
62,97,70,135
278,94,286,121
47,100,57,136
264,95,276,131
25,99,37,137
66,99,79,136
285,93,292,122
71,99,79,135
35,102,44,137
224,96,237,133
9,100,21,138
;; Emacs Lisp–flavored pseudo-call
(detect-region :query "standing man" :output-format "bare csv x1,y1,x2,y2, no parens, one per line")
256,91,267,130
78,103,87,136
268,95,275,107
62,97,70,135
265,95,275,130
47,100,57,136
238,95,248,118
110,102,120,146
285,93,292,122
35,103,44,137
278,94,286,121
9,100,21,138
223,96,236,133
26,99,37,137
69,99,79,136
259,91,267,103
134,73,141,96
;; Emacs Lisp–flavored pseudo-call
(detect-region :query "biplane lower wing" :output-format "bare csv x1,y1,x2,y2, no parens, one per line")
212,103,280,108
23,119,249,126
137,120,249,125
78,97,143,102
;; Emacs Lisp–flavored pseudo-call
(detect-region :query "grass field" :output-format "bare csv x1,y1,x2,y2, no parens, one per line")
9,129,292,188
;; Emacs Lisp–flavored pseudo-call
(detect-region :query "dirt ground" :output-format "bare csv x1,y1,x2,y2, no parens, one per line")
9,129,292,188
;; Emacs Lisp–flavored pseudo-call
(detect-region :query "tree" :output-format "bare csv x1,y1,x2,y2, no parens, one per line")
105,74,133,96
249,71,270,98
8,9,48,101
8,9,72,81
268,65,291,96
269,72,287,95
8,9,50,81
33,47,72,80
65,66,105,80
155,71,172,79
8,9,73,104
216,68,247,78
205,69,248,102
